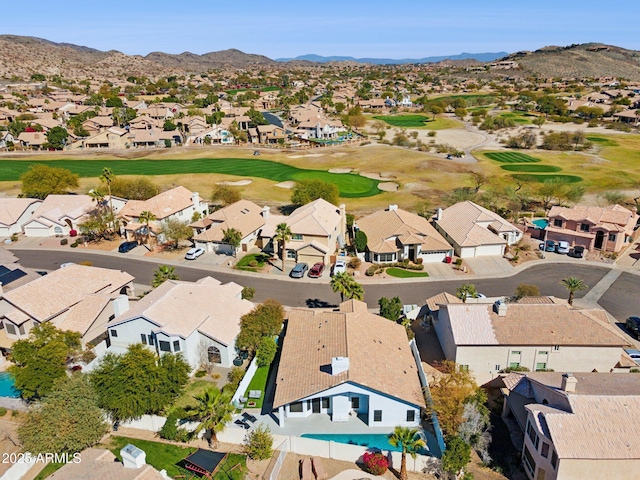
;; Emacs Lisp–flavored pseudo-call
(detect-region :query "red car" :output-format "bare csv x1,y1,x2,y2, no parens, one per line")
308,262,325,278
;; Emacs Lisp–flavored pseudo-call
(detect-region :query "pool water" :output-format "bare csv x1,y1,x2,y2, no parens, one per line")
0,372,20,398
301,433,428,454
532,219,548,229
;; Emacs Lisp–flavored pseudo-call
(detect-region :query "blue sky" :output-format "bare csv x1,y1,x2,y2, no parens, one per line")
3,0,639,58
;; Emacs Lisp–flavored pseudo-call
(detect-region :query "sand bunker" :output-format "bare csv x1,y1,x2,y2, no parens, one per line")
275,181,295,189
216,179,253,186
328,168,353,174
331,152,348,157
360,172,396,180
287,155,304,159
378,182,399,192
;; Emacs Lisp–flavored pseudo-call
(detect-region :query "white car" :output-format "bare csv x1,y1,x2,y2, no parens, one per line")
556,240,570,254
333,259,347,275
59,262,76,268
185,247,205,260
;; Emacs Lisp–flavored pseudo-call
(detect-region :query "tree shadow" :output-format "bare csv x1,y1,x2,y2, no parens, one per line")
306,298,337,309
278,204,297,215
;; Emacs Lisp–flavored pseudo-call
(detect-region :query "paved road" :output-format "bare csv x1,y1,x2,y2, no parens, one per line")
598,272,639,326
10,249,614,312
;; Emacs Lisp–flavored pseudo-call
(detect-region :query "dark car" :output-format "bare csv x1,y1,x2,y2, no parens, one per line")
118,241,138,253
289,263,308,278
544,240,556,252
308,262,325,278
626,316,640,339
568,245,585,258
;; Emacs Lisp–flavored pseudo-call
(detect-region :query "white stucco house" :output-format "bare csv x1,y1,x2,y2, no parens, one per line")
433,201,523,258
0,198,42,237
105,277,254,370
273,300,426,428
22,194,96,237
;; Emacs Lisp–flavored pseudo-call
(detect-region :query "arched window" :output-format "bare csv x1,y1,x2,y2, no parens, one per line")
54,226,63,235
208,346,221,364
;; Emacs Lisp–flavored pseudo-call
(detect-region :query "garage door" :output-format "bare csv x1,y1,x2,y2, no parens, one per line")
421,252,448,263
298,253,325,265
474,244,504,257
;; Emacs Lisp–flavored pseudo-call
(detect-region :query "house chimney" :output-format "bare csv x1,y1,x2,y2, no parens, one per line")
331,356,349,376
112,295,130,318
121,444,146,469
388,204,398,212
192,192,200,208
561,373,577,392
436,208,443,221
493,299,507,317
261,206,270,219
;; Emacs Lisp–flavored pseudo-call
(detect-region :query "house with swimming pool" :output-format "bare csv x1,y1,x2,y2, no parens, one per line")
272,299,426,429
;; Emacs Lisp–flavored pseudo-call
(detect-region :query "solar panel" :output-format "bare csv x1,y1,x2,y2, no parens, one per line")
0,269,27,286
0,266,10,276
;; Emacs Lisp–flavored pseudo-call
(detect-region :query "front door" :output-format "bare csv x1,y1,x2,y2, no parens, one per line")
594,230,605,250
312,398,321,414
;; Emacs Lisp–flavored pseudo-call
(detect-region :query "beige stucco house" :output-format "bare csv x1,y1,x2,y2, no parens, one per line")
22,194,95,237
0,198,42,237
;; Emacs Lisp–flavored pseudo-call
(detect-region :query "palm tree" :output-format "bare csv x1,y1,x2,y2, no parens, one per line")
388,426,426,480
561,276,588,306
456,283,477,303
330,272,364,302
222,227,242,257
188,386,235,448
99,168,116,231
152,265,179,288
273,222,292,273
138,210,156,251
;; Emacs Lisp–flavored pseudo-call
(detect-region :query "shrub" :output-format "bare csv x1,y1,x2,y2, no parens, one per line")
69,229,77,237
70,242,78,248
366,265,384,276
159,408,189,442
416,257,423,265
362,452,389,475
348,257,361,269
10,234,18,242
0,407,6,417
249,260,258,268
256,337,277,368
195,370,207,378
455,258,463,267
241,286,256,300
227,366,245,390
60,238,68,245
243,424,273,460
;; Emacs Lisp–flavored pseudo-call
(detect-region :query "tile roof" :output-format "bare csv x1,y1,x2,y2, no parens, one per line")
52,294,111,335
425,292,463,312
356,207,451,254
191,200,265,243
108,277,253,345
2,265,133,322
48,448,165,480
435,201,516,247
508,371,640,397
26,195,95,227
549,204,636,228
119,186,196,220
261,199,342,238
0,198,41,226
273,300,425,409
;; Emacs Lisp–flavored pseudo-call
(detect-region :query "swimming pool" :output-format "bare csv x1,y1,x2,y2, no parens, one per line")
532,219,548,229
0,372,20,398
301,433,428,454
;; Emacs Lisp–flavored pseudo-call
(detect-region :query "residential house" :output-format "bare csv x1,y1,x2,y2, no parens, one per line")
190,200,266,254
502,372,640,480
17,131,47,149
260,199,346,266
119,187,207,244
128,128,181,148
429,297,628,384
77,127,129,149
256,124,287,144
188,126,234,145
0,265,134,352
81,116,115,134
22,194,95,237
296,118,345,140
546,204,638,252
355,204,453,263
106,277,254,370
273,299,426,428
0,198,42,237
434,201,523,258
0,131,16,149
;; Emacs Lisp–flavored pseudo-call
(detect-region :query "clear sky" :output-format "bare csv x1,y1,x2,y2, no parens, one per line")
3,0,639,59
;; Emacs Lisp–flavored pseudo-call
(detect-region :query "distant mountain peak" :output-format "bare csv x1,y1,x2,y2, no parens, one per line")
275,52,508,64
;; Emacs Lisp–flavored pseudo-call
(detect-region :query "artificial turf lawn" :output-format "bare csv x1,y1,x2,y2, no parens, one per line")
243,365,269,409
0,158,381,198
373,114,459,130
386,267,429,278
511,174,583,183
498,112,538,124
500,164,562,173
484,152,541,163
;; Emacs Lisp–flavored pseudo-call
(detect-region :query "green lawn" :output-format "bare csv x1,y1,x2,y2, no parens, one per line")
235,253,271,272
511,174,583,183
484,152,542,163
0,158,381,198
586,135,619,146
172,379,217,410
226,85,280,95
34,463,65,479
243,365,269,409
386,267,429,278
498,112,538,125
500,164,562,173
373,114,459,130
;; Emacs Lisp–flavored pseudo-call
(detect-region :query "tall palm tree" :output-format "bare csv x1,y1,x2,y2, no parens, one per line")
99,168,116,231
188,386,235,448
456,283,477,303
273,222,292,273
138,210,156,251
330,272,364,302
152,265,179,288
561,276,588,306
222,227,242,257
388,426,426,480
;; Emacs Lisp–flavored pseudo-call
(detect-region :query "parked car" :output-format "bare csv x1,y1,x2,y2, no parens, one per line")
624,348,640,365
555,240,570,254
290,263,308,278
185,247,205,260
544,240,556,252
568,245,585,258
333,259,347,276
118,241,138,253
59,262,76,268
308,262,325,278
626,316,640,339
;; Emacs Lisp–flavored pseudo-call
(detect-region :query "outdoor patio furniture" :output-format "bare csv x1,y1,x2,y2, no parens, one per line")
248,389,261,399
299,458,313,480
242,412,257,424
311,457,327,480
234,419,250,430
239,396,248,403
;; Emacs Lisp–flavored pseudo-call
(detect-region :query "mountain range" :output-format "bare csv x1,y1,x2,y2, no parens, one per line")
275,52,508,64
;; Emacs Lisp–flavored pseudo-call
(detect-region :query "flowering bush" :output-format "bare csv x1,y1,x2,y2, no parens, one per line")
362,452,388,475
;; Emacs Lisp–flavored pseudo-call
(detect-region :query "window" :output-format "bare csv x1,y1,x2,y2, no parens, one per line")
18,324,25,335
286,250,296,259
509,362,520,369
538,351,548,355
289,401,303,413
580,223,590,232
110,329,118,337
459,365,469,372
140,334,147,345
351,397,360,409
373,410,382,422
523,446,536,477
551,450,558,469
292,234,303,241
511,350,521,355
538,468,546,480
149,333,155,345
541,442,550,458
553,219,562,227
377,253,395,262
553,345,560,351
173,340,181,352
159,341,171,352
536,363,547,371
608,233,617,242
406,410,415,422
495,364,501,371
208,346,221,364
5,323,16,335
527,421,540,450
109,314,115,321
322,397,330,409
